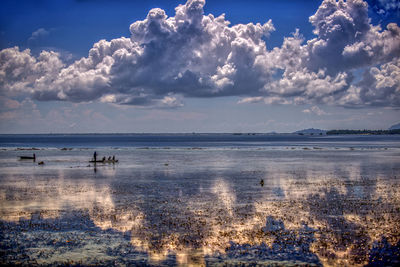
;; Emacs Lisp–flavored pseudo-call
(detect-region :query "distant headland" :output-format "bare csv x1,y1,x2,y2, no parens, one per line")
294,122,400,135
293,128,326,135
325,129,400,135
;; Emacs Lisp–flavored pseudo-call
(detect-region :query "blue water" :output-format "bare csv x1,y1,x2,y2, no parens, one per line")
1,133,399,149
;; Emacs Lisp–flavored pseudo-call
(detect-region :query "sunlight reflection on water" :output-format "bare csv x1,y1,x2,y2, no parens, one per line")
1,145,400,266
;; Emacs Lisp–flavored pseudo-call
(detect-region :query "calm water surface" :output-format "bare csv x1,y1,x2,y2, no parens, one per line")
0,134,400,266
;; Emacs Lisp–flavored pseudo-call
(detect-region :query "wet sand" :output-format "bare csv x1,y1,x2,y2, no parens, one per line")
1,145,400,266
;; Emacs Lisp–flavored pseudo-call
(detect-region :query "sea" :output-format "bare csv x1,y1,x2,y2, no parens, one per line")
0,134,399,266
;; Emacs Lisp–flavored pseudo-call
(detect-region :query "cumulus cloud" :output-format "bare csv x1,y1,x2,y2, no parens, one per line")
0,47,64,95
338,57,400,107
0,0,399,108
1,0,274,107
249,0,400,107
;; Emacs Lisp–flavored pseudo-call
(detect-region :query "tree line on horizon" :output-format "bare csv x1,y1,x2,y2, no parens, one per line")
326,129,400,135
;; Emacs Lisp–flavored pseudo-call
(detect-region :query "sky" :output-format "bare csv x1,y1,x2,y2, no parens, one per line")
0,0,399,133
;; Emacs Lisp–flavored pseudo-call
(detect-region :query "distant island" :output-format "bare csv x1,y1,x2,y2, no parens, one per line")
389,123,400,130
326,129,400,135
326,122,400,135
293,123,400,135
293,128,326,135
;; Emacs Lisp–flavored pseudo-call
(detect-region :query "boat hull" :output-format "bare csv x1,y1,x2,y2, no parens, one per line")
19,157,35,160
89,160,118,163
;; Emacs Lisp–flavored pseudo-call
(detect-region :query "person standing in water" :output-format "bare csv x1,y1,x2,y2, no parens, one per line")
93,151,97,161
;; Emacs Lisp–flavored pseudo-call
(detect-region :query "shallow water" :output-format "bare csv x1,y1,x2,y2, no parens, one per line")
1,134,400,266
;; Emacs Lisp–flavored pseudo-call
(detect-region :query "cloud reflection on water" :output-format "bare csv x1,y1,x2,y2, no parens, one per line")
0,150,399,266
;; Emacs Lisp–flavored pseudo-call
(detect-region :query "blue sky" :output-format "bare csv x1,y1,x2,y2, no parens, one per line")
0,0,319,54
0,0,399,133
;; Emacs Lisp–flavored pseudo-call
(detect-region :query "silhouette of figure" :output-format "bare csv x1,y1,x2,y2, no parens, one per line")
93,151,97,161
112,155,115,161
33,153,36,162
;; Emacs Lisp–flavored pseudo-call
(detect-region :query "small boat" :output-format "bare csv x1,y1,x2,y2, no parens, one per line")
19,154,36,161
89,160,105,163
20,156,35,159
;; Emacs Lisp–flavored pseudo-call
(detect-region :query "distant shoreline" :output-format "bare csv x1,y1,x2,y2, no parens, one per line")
326,129,400,135
0,131,400,135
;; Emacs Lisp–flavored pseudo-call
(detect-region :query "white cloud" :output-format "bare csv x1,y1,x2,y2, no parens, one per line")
302,106,328,116
338,57,400,107
237,96,264,104
256,0,400,107
28,28,50,43
371,0,400,16
1,0,275,107
0,0,399,109
0,47,64,95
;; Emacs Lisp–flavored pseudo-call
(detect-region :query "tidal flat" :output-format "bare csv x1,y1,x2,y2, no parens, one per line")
0,134,400,266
